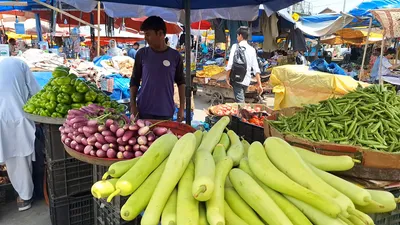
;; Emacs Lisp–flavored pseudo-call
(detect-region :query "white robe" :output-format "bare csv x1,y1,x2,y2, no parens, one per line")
0,57,40,163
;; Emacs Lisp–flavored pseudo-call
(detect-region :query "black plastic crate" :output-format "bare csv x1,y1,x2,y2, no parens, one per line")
94,165,108,182
374,189,400,225
43,123,72,162
47,158,93,199
205,115,232,130
50,191,94,225
94,198,140,225
230,116,265,143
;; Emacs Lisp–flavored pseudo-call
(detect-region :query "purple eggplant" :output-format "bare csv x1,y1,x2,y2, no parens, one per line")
153,127,168,136
83,126,97,134
81,137,88,146
147,132,156,142
105,119,114,128
123,124,129,130
117,137,128,146
95,142,103,149
73,130,79,136
67,133,74,139
107,149,117,158
116,128,125,138
139,145,148,153
105,136,117,144
133,144,140,152
138,126,150,136
94,133,106,144
125,145,133,152
70,140,78,149
102,144,110,151
128,138,137,146
75,144,84,152
77,127,84,133
71,116,88,124
75,135,84,144
136,119,145,128
87,135,97,145
84,131,92,138
61,134,67,142
117,152,124,159
129,124,139,131
118,145,126,152
109,143,116,149
147,141,153,147
90,150,97,156
137,136,148,145
98,125,107,133
64,127,74,134
134,151,143,157
87,120,98,126
64,138,72,147
59,126,65,132
68,109,85,116
110,124,118,133
96,150,106,158
102,130,113,137
122,130,134,142
123,151,135,159
84,145,93,155
145,120,152,126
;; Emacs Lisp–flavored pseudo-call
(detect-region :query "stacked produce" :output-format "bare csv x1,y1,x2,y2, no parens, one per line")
92,116,399,225
196,65,225,78
269,84,400,152
210,104,268,116
23,65,123,118
60,104,172,159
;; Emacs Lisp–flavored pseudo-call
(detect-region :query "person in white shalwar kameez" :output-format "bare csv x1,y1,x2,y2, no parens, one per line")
0,57,40,211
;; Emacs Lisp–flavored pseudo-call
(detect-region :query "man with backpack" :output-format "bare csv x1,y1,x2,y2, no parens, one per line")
226,27,262,103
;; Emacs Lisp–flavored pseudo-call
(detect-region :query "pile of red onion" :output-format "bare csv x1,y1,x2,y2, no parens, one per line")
60,104,174,159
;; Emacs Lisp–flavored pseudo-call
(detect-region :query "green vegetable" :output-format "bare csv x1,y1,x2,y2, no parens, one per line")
55,76,71,85
177,162,199,225
45,101,57,112
71,103,84,109
51,112,63,118
52,66,69,78
95,94,107,103
84,90,97,102
23,104,35,113
75,80,89,93
71,92,84,103
55,103,70,115
60,84,74,94
57,93,71,104
46,91,57,102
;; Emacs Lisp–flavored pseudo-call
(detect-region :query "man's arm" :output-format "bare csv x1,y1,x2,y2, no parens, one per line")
130,49,143,116
175,55,186,111
252,49,263,93
225,44,237,86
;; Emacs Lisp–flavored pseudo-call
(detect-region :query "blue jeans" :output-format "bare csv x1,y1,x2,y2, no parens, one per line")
232,82,248,103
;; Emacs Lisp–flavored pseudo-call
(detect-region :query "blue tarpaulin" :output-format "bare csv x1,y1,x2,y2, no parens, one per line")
33,71,52,89
0,0,50,12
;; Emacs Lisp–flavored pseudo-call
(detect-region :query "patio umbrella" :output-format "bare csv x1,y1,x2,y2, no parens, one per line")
114,17,182,34
191,20,211,30
0,11,35,22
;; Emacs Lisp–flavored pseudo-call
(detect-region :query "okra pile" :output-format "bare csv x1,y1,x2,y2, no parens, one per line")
270,84,400,152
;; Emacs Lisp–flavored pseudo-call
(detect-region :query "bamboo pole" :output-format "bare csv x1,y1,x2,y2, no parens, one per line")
97,2,101,56
32,0,100,31
378,33,385,85
359,17,372,81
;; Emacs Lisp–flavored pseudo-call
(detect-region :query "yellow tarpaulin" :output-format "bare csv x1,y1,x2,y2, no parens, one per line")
6,32,37,40
271,65,370,110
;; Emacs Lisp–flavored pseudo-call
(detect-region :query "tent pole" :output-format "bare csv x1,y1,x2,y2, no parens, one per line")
184,0,192,125
360,17,372,81
97,1,101,56
378,33,385,85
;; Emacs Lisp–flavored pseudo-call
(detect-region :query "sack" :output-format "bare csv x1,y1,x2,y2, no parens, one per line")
230,44,247,83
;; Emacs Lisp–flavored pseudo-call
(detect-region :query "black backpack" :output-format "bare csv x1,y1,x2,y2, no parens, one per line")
229,44,247,83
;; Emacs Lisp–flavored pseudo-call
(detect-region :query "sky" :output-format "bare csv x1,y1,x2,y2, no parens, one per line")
310,0,364,14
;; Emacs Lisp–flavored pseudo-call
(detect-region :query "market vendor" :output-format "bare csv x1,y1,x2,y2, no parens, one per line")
370,48,400,83
0,57,40,211
226,26,262,103
107,39,123,57
130,16,185,121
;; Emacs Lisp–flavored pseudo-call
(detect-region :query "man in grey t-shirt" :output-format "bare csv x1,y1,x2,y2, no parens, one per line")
130,16,185,121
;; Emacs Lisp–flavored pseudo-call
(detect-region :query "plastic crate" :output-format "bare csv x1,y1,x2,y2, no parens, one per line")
43,123,72,162
47,158,93,199
94,198,140,225
373,189,400,225
50,191,94,225
230,116,264,143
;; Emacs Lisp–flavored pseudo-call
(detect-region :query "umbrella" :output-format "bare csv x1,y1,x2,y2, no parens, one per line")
191,20,211,30
0,10,35,23
114,17,182,34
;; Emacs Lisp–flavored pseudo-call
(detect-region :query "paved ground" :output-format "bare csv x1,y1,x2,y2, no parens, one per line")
0,94,275,225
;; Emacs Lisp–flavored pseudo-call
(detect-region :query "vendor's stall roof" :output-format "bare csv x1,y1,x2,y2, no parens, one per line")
296,13,355,37
371,8,400,38
60,0,302,22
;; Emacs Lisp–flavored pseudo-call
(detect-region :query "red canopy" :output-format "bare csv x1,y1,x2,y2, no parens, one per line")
114,17,182,34
191,20,211,30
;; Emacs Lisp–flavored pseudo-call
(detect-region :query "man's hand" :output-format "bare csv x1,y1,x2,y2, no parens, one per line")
177,107,184,122
131,104,139,119
226,79,232,88
257,84,263,94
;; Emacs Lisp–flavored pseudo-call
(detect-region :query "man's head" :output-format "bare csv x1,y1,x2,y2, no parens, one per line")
133,42,140,50
8,38,16,46
140,16,167,49
384,48,396,59
236,26,249,42
109,39,116,48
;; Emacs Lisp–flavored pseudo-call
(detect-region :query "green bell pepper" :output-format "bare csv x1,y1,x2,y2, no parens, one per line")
57,93,72,104
45,101,57,111
71,92,84,103
71,103,84,109
60,84,75,94
75,80,89,93
68,73,78,79
52,67,69,78
23,104,36,114
84,90,97,102
95,94,107,103
45,91,57,102
39,109,50,117
55,104,71,115
102,101,112,108
55,76,72,86
51,112,63,118
38,99,47,108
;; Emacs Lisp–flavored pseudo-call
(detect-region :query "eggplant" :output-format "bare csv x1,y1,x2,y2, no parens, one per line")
139,145,148,152
90,150,96,156
136,119,145,128
137,136,148,145
153,127,168,136
128,138,137,145
101,144,110,151
117,152,124,159
70,140,78,149
84,145,93,155
105,119,114,128
138,126,150,136
110,124,118,133
117,137,128,146
81,137,88,146
123,151,135,159
101,130,113,137
129,124,139,131
94,133,106,144
125,145,133,152
96,150,106,158
122,130,134,142
64,138,72,147
83,126,97,134
104,136,117,144
133,144,140,152
75,135,84,144
118,145,126,152
94,142,103,149
116,128,125,138
106,149,117,158
98,125,107,133
87,120,98,126
147,132,156,142
75,144,84,152
134,151,143,157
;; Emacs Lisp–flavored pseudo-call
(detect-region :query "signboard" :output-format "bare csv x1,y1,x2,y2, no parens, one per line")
14,23,25,35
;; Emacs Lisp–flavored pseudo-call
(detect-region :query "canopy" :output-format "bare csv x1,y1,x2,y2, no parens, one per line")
61,0,302,22
296,13,355,37
191,20,211,30
114,17,182,34
84,36,144,45
371,8,400,38
320,28,383,45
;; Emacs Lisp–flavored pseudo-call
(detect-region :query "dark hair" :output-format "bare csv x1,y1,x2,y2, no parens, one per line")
384,47,396,56
133,42,139,46
165,37,169,44
236,26,249,40
140,16,166,35
8,38,16,44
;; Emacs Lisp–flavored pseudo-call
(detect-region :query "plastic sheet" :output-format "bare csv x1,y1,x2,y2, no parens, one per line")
270,65,370,110
33,71,52,89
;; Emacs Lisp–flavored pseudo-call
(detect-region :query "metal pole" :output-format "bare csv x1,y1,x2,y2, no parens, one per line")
184,0,192,125
360,17,372,81
97,2,101,56
378,33,385,85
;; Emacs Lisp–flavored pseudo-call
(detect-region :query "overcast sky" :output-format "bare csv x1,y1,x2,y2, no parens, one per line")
310,0,364,14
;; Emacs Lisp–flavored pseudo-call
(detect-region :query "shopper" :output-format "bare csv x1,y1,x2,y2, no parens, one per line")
107,39,123,57
130,16,185,121
370,48,400,83
0,57,40,211
128,42,140,59
226,26,262,103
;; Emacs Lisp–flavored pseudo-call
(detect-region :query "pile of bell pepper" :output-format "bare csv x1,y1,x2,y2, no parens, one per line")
23,66,125,118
